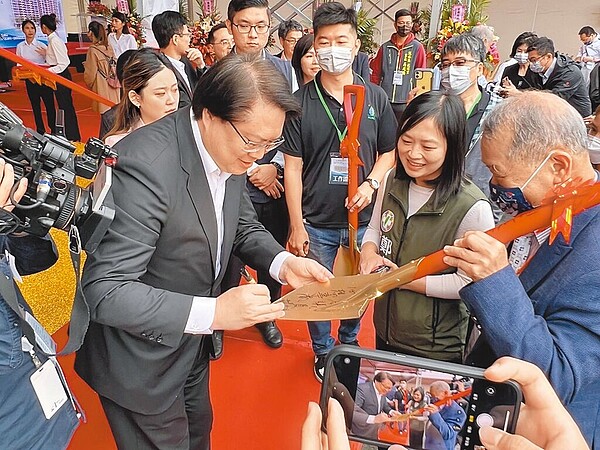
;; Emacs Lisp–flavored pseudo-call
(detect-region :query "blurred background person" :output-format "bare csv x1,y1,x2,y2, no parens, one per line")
108,11,137,58
575,26,600,86
40,14,81,141
586,104,600,169
277,19,303,61
84,21,121,115
104,49,178,146
16,19,56,135
499,32,539,94
291,33,319,86
407,386,429,449
207,22,233,64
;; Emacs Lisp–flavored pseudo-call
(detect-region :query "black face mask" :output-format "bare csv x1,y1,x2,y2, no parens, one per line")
396,26,411,37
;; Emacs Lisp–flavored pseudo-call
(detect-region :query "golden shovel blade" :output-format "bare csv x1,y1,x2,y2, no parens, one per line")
275,261,420,321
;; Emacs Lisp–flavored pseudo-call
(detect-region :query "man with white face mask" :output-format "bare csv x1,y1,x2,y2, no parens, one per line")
280,1,397,382
440,34,503,220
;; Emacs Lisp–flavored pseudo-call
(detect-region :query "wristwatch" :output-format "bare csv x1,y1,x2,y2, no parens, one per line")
365,178,380,190
271,162,284,178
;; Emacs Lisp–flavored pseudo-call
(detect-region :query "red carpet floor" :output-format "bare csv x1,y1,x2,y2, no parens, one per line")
1,71,378,450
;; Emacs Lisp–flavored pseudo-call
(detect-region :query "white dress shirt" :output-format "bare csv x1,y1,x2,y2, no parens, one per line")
184,109,292,334
16,39,47,65
45,32,70,74
165,54,191,91
108,32,137,59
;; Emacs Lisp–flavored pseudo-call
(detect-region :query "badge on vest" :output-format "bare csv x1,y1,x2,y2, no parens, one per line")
367,105,376,120
381,209,395,232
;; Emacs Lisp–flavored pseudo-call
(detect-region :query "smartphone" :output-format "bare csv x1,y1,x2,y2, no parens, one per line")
414,69,434,96
320,346,522,450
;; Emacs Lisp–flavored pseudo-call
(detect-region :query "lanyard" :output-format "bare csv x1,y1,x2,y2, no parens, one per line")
314,80,348,143
466,91,482,118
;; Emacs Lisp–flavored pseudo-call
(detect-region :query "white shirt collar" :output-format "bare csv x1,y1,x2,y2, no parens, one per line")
165,54,185,71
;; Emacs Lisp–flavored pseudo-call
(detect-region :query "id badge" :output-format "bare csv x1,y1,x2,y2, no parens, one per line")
30,360,69,419
392,71,404,85
329,154,348,185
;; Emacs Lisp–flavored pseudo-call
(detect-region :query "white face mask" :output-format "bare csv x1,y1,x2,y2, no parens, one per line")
514,52,529,65
588,134,600,164
441,65,474,95
316,46,353,74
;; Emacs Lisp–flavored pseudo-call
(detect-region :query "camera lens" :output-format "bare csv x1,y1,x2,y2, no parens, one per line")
343,357,351,365
486,386,496,396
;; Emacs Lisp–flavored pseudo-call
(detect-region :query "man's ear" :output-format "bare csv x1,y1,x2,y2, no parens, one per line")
550,150,574,184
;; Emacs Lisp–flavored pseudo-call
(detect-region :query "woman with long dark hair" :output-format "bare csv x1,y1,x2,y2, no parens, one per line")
290,34,319,87
16,19,56,134
360,91,494,363
84,21,120,114
40,14,80,141
104,49,178,146
108,11,137,58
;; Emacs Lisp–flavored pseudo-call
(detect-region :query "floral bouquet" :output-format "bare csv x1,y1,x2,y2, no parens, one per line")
87,2,112,17
122,9,146,47
189,10,223,66
428,18,472,64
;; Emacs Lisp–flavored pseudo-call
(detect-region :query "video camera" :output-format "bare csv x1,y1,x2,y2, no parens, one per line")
0,102,116,252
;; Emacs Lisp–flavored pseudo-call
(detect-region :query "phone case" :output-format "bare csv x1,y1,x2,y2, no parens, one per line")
414,69,434,95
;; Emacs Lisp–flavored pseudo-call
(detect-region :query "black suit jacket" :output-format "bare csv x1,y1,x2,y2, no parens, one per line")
159,53,207,109
75,107,283,414
352,381,393,439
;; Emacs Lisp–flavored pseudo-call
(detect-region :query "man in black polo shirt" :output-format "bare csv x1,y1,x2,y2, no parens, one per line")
281,2,397,382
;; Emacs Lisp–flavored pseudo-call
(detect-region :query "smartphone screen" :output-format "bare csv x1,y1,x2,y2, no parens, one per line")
321,347,521,450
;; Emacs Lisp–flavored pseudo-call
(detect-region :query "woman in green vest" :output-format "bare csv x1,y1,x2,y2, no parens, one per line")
360,91,495,362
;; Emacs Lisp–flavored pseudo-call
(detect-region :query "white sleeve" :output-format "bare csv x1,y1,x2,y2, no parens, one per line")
48,36,70,73
361,169,394,249
16,43,23,58
126,34,138,50
424,200,495,299
184,296,217,334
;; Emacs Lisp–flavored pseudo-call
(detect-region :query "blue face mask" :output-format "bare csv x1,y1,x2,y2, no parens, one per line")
489,152,554,217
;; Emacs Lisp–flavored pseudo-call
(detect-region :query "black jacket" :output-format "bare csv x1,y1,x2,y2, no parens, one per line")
544,53,592,117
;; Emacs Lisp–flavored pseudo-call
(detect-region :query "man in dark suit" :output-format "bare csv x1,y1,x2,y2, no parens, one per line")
153,11,208,109
75,54,332,450
352,372,396,440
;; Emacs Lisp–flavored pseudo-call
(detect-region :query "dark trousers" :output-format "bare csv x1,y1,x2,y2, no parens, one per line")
99,350,212,450
54,68,81,141
25,80,56,135
222,196,289,300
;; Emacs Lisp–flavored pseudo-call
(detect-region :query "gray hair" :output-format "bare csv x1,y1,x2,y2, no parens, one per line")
470,25,495,45
430,381,450,395
481,91,588,164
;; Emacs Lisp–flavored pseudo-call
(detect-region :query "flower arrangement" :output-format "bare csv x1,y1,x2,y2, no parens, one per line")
189,8,223,66
122,9,145,47
87,2,112,17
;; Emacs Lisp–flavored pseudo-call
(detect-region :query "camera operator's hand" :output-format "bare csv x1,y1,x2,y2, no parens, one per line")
211,284,284,330
479,357,589,450
0,158,27,210
301,400,350,450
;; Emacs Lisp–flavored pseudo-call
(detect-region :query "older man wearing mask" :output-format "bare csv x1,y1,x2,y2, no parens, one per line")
443,91,600,448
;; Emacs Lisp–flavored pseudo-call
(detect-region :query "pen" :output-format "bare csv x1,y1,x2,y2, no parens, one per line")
240,266,256,284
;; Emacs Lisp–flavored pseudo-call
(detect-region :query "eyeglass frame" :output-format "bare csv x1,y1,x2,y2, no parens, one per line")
228,120,285,153
527,53,550,64
212,39,233,47
231,22,270,34
439,58,480,70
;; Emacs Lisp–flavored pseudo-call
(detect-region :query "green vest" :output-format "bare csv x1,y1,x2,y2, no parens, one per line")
374,174,487,362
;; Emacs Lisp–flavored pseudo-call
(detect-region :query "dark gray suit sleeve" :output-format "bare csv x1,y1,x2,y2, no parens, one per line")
82,150,193,349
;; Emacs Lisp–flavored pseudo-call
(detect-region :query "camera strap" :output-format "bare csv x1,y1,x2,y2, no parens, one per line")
0,226,89,356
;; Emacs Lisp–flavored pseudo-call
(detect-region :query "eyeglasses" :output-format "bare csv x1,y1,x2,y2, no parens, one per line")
176,32,191,38
528,54,548,64
284,38,300,44
232,22,270,34
440,58,479,69
214,39,233,47
229,121,285,153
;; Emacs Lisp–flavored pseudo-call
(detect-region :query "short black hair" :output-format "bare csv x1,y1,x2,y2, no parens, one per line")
40,14,57,32
527,36,554,56
278,19,303,39
21,19,35,31
313,2,357,37
509,31,537,57
227,0,270,22
395,91,467,208
291,33,314,83
152,10,187,49
116,49,137,82
579,26,596,36
192,53,300,122
208,22,228,44
394,9,412,22
441,33,486,62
